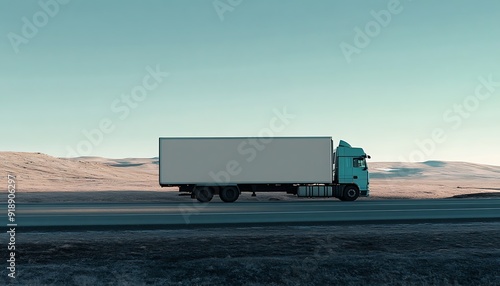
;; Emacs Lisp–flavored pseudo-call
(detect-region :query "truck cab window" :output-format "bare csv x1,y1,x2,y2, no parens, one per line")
353,158,366,168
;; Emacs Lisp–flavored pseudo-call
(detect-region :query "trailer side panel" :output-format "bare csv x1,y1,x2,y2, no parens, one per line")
159,137,333,185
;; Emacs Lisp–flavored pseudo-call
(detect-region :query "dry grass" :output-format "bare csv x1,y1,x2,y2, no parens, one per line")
3,223,499,285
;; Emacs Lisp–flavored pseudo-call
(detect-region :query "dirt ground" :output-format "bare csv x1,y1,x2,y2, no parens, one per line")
3,223,499,286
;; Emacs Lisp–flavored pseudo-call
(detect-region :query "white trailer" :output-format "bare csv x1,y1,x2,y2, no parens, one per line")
159,137,370,202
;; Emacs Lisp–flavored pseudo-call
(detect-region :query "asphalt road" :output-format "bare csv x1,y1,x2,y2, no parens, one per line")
7,198,500,230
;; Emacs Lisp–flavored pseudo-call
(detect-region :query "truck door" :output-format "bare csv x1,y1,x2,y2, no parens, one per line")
352,158,369,191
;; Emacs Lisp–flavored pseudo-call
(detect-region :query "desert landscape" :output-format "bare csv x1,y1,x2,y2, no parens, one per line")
2,152,500,285
1,152,499,203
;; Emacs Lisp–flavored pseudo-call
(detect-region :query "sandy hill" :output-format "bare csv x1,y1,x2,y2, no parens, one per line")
0,152,158,191
370,161,500,199
0,152,499,199
371,161,500,180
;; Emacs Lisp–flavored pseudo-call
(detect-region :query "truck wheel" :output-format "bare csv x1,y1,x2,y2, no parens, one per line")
219,186,240,203
194,186,214,203
342,185,359,201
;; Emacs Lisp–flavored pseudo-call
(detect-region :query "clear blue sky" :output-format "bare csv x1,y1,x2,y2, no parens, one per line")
1,0,499,165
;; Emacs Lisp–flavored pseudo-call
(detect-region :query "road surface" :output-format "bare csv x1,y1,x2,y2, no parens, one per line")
8,198,500,230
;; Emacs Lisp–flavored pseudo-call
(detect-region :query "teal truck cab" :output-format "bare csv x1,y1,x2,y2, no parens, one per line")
333,140,370,199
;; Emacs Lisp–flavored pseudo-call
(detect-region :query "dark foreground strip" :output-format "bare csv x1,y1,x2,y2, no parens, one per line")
5,217,500,233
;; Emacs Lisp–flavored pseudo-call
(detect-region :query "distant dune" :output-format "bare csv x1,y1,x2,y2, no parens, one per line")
370,161,500,199
371,161,500,180
0,152,158,192
0,152,499,200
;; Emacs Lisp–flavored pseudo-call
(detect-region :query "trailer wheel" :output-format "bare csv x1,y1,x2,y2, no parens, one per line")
342,185,359,201
194,186,214,203
219,186,240,203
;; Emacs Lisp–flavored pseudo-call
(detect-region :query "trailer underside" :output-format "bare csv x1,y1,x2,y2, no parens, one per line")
161,183,368,203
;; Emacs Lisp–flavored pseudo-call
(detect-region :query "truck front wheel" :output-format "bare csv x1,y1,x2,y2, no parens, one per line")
194,186,214,203
219,186,240,203
342,185,359,201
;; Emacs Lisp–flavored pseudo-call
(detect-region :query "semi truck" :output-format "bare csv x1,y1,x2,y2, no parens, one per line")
159,137,370,203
